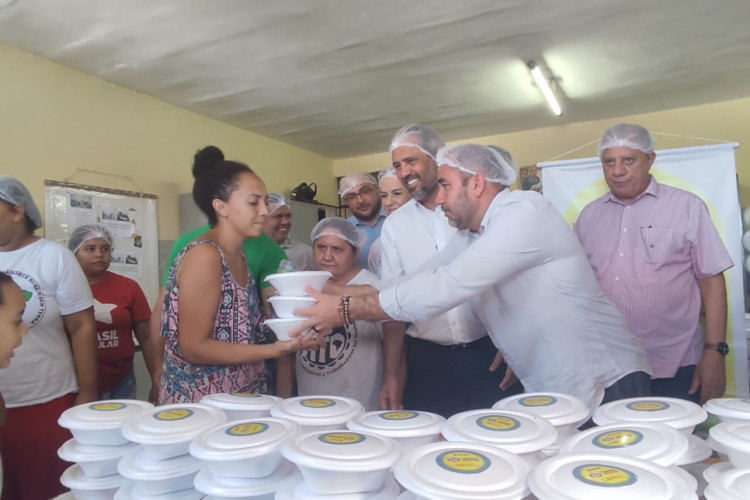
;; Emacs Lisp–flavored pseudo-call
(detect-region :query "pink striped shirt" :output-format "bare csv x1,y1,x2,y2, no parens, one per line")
574,177,733,378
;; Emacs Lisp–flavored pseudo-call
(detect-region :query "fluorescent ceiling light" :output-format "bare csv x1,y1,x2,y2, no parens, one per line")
527,61,562,116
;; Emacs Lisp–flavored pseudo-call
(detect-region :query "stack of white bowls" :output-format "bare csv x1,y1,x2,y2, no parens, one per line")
200,392,282,422
263,271,331,340
119,403,225,498
57,400,152,499
270,395,364,432
347,410,445,454
190,417,302,499
702,397,750,499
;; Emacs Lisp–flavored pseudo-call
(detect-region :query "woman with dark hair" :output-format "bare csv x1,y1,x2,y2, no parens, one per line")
158,147,308,404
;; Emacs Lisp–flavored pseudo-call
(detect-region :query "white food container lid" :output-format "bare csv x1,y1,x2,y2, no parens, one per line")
594,397,707,430
491,392,589,427
60,464,126,490
58,399,154,431
393,440,531,500
675,434,713,465
194,460,300,496
441,409,557,455
282,430,400,472
703,467,750,500
122,403,226,445
270,396,364,427
346,410,444,439
703,462,734,484
189,417,300,462
200,392,282,414
58,437,138,463
557,422,689,467
529,452,697,499
115,482,205,500
704,398,750,421
709,421,750,454
276,475,400,499
118,446,202,480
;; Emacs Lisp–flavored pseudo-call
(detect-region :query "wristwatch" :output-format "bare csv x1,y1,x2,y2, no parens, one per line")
705,342,730,356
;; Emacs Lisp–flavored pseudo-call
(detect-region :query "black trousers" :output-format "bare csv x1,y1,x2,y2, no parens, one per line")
402,335,523,417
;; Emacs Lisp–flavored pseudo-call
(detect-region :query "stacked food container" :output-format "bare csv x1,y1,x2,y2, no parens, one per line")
263,271,331,340
703,398,750,499
57,400,152,499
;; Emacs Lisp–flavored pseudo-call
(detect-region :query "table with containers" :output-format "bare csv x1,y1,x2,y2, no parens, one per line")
54,271,750,500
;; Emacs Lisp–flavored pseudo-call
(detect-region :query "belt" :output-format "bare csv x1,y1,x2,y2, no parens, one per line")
407,334,491,351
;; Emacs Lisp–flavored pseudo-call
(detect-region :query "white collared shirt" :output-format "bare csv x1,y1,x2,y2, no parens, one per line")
379,190,651,412
379,198,486,345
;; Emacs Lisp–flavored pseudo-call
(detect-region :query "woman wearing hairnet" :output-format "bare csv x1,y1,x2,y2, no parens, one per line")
69,224,161,401
279,217,383,410
0,176,97,500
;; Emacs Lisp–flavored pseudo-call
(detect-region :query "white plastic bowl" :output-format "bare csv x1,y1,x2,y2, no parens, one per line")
704,467,750,500
704,398,750,423
281,430,401,495
118,445,202,496
264,271,331,297
114,482,205,500
264,318,308,341
528,452,698,499
200,392,282,421
441,409,557,466
268,296,318,319
593,397,707,435
346,410,444,454
557,421,689,467
60,464,127,500
492,392,589,443
674,434,713,465
194,460,301,500
274,475,401,499
710,421,750,469
270,395,364,432
121,403,226,460
57,438,138,478
393,440,531,499
189,417,300,479
58,399,154,446
703,461,735,485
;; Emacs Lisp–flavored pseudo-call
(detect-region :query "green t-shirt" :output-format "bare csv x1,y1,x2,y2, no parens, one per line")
162,225,286,291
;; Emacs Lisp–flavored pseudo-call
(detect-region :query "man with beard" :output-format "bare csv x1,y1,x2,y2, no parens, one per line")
340,172,386,269
296,144,652,416
377,125,521,417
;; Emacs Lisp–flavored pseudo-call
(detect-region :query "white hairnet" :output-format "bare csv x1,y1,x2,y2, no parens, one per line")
311,217,367,249
436,144,517,186
338,172,377,198
267,193,290,215
68,224,114,255
377,167,398,185
598,123,654,157
389,124,445,160
0,176,42,230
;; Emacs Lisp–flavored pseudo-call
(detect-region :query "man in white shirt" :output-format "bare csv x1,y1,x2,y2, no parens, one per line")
298,144,652,414
379,125,521,416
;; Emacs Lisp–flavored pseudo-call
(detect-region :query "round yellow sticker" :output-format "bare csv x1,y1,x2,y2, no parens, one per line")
319,432,365,445
519,396,557,407
477,416,520,431
627,401,669,412
301,398,335,408
231,392,259,398
89,402,126,411
380,411,417,420
594,430,643,449
573,464,637,487
436,451,491,474
154,409,193,421
226,423,268,436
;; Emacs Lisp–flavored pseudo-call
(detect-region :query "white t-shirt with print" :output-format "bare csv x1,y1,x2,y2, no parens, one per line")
0,239,93,407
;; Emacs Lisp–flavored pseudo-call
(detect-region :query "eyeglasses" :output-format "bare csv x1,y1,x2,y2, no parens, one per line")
343,185,376,203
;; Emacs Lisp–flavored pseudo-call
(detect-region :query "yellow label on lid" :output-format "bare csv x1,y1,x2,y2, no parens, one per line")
319,432,365,445
519,396,557,407
89,402,126,411
436,451,491,474
573,464,637,487
301,398,335,408
154,409,193,421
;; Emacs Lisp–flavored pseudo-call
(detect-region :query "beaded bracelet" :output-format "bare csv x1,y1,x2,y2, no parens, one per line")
339,294,353,327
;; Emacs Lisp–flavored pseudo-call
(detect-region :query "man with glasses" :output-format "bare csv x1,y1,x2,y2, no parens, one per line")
339,172,386,269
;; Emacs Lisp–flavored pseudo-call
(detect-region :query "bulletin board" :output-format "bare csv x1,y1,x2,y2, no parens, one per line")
43,180,160,307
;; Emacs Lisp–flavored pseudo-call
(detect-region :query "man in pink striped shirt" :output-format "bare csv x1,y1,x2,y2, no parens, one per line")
575,123,734,405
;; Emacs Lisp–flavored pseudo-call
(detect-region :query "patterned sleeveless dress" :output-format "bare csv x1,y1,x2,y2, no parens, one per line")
158,240,267,404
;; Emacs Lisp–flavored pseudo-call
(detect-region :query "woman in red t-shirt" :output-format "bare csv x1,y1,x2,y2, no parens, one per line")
69,224,161,401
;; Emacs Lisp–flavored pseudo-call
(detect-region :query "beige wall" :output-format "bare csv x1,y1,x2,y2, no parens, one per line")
335,97,750,204
0,43,336,240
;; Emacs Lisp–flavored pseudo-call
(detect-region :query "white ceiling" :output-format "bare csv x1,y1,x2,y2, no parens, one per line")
1,0,749,159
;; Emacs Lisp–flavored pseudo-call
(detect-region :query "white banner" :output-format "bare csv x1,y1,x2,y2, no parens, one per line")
539,144,748,397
